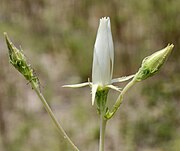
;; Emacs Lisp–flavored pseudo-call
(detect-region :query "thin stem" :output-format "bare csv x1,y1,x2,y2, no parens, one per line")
98,89,108,151
107,79,137,119
99,114,107,151
31,81,79,151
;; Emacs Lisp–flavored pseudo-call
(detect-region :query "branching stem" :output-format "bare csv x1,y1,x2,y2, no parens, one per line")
31,81,79,151
106,79,137,119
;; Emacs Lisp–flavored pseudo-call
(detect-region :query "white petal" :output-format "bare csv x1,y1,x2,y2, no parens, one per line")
92,17,114,86
111,74,135,83
91,84,98,105
107,18,114,80
62,82,91,88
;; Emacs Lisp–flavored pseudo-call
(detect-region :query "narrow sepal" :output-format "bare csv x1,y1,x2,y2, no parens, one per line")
106,85,121,92
111,74,135,83
62,82,91,88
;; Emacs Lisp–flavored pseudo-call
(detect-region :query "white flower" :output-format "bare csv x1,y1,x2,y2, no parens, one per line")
92,17,114,86
63,17,134,105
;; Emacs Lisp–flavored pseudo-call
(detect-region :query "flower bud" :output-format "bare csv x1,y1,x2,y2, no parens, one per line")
92,17,114,86
134,44,174,82
4,32,39,86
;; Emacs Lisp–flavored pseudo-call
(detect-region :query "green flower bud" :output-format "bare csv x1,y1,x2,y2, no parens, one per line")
4,32,39,86
134,44,174,82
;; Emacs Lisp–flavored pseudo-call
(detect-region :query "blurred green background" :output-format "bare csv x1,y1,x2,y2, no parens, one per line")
0,0,180,151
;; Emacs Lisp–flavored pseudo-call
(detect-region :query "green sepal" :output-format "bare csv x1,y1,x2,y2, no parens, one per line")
95,87,109,114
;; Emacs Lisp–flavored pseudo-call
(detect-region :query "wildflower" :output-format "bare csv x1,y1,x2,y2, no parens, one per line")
63,17,134,105
92,17,114,86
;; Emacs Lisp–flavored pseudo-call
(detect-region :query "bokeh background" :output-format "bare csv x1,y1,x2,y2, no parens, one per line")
0,0,180,151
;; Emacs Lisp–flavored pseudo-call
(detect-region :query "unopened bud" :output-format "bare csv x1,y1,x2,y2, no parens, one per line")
134,44,174,82
4,32,39,86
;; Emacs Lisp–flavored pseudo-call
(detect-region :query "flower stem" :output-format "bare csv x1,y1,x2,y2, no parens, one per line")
97,88,108,151
31,81,79,151
106,79,137,119
99,114,107,151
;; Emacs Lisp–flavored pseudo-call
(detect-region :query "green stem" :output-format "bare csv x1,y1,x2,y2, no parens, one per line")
106,79,137,119
31,81,79,151
99,115,107,151
97,89,108,151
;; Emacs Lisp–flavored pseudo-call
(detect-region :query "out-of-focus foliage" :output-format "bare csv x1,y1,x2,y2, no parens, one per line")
0,0,179,151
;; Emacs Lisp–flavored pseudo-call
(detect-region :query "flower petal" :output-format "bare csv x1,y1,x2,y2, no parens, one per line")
92,17,114,86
